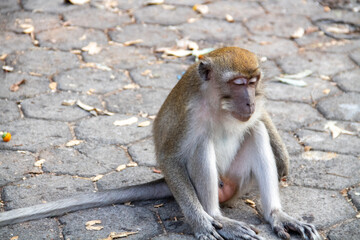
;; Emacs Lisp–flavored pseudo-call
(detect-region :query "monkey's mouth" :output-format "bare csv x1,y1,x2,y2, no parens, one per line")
231,112,252,122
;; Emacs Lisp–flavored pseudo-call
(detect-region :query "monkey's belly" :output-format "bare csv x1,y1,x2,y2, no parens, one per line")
218,176,238,203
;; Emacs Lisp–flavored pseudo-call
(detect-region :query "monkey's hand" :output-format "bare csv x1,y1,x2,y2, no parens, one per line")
214,216,265,240
270,210,322,240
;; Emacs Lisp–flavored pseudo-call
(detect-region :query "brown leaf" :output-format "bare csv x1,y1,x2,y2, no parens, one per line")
304,146,312,152
123,39,143,46
245,199,256,208
324,121,355,138
85,220,104,231
10,237,19,240
0,54,8,60
154,203,164,208
10,79,26,92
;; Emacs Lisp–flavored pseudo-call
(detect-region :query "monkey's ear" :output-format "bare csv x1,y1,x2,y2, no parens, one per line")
198,59,212,81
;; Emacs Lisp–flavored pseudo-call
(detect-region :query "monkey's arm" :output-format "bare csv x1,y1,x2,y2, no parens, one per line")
0,179,171,227
261,110,289,179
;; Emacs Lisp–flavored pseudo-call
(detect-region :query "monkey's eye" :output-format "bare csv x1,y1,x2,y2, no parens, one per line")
232,78,247,85
249,77,257,85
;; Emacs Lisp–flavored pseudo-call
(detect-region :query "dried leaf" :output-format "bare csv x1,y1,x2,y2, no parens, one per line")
193,4,208,14
291,27,305,39
76,100,94,111
164,49,193,57
68,0,90,5
153,168,162,174
323,6,331,12
320,75,331,81
322,88,331,95
29,72,42,76
123,83,140,90
92,175,104,182
0,54,8,60
49,82,57,90
141,69,152,76
20,23,34,33
225,14,234,23
66,139,83,147
2,65,14,72
304,146,312,152
145,0,164,5
127,162,138,167
82,42,102,55
123,39,143,46
356,212,360,218
245,199,256,208
324,121,355,139
281,70,313,79
116,164,127,172
154,203,164,208
113,117,138,126
326,25,350,34
10,237,19,240
187,18,198,23
192,48,215,61
148,115,156,120
101,231,138,240
62,99,76,106
34,159,45,167
176,38,199,50
10,79,26,92
275,77,307,87
305,26,319,34
85,220,104,231
138,121,150,127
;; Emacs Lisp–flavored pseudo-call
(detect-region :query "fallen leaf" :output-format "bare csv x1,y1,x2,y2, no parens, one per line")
141,69,152,76
245,199,256,208
113,117,138,126
281,70,313,79
154,203,164,208
68,0,90,5
176,38,199,50
320,75,331,81
20,23,34,33
145,0,164,5
192,48,214,61
87,88,96,95
76,100,94,111
123,39,143,46
49,82,57,90
356,212,360,218
101,231,138,240
2,65,14,72
0,53,8,60
123,83,140,90
275,77,307,87
66,139,83,147
162,4,176,10
291,27,305,39
304,146,312,152
34,159,45,167
187,17,198,23
82,42,102,55
340,189,347,196
85,220,104,231
138,121,151,127
163,49,193,57
153,168,161,174
92,175,104,182
323,6,331,12
29,72,42,77
10,79,26,92
326,25,350,34
61,99,76,106
193,4,209,14
116,164,127,172
148,115,156,120
322,89,331,95
324,121,355,138
225,14,234,23
127,162,138,167
10,237,19,240
305,26,319,34
354,192,360,196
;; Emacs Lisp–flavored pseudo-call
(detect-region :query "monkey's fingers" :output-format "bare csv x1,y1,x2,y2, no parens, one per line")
286,222,322,240
211,219,223,229
249,224,260,234
273,225,290,240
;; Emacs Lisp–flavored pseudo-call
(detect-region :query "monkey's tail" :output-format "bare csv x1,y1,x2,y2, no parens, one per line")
0,178,172,227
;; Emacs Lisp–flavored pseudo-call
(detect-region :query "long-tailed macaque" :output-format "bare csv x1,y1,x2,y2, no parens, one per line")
0,47,321,240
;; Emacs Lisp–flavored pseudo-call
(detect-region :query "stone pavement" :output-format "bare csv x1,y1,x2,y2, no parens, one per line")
0,0,360,239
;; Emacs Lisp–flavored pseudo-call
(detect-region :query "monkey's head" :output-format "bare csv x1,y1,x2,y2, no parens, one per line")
198,47,262,122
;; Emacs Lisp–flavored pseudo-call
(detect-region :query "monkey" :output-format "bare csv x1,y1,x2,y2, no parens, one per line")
0,47,321,240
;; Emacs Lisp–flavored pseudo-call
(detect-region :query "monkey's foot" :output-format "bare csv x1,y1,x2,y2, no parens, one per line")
270,210,322,240
193,215,225,240
215,216,265,240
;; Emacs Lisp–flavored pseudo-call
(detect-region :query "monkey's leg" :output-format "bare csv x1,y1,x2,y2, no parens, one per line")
249,122,322,240
0,179,171,227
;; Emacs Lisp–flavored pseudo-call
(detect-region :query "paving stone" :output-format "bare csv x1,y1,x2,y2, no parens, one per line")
297,128,360,156
40,144,129,177
165,0,199,6
83,45,156,70
75,114,152,145
37,26,108,51
21,92,103,122
134,5,197,25
3,174,94,209
0,11,61,33
105,88,170,115
130,62,187,89
312,9,360,25
55,67,131,94
333,68,360,93
279,130,303,155
235,36,298,59
91,0,147,10
261,60,282,81
128,138,157,167
221,199,262,226
0,72,50,100
317,92,360,121
109,24,179,48
0,1,20,13
22,0,85,13
0,151,35,187
0,32,33,55
265,77,341,104
349,186,360,210
60,204,162,240
327,219,360,240
279,186,356,229
63,8,131,29
0,99,20,123
277,51,357,76
350,48,360,66
6,49,80,76
266,100,324,131
261,0,324,15
0,218,60,240
288,152,360,190
206,1,264,21
245,14,313,38
152,233,196,240
97,166,163,190
0,119,72,152
179,18,248,42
